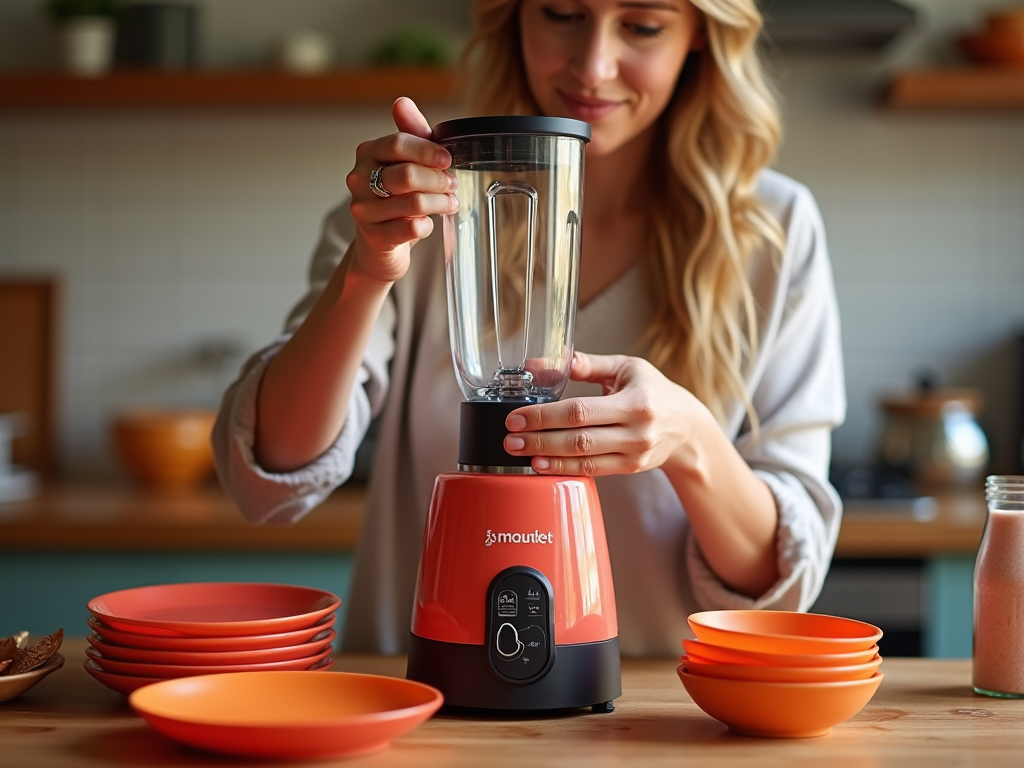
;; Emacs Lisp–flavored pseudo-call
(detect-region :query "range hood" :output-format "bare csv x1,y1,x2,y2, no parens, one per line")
761,0,918,50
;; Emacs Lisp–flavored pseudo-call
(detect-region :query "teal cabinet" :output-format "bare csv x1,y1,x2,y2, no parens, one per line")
924,555,976,659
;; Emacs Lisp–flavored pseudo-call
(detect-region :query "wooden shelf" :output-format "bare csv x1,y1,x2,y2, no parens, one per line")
887,67,1024,109
0,68,457,109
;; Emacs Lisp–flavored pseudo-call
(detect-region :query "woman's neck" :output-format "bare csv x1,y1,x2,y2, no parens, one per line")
583,125,657,223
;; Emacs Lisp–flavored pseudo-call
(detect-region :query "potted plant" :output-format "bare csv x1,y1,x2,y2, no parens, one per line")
45,0,122,77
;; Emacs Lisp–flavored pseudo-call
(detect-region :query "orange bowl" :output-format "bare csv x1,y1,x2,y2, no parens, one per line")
112,408,217,490
688,611,882,655
678,666,883,738
682,638,880,667
681,654,882,683
129,671,444,760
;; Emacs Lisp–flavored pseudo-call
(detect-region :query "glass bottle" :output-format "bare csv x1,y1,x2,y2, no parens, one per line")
973,475,1024,697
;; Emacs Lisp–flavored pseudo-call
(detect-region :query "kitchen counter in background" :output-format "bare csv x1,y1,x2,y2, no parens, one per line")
4,639,1024,768
0,483,988,657
0,482,985,554
0,482,364,551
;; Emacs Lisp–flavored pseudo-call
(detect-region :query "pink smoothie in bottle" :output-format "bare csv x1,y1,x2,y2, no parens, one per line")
973,476,1024,697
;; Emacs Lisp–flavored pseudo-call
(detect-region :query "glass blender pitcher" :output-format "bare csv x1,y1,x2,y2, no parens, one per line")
406,116,621,712
433,116,590,468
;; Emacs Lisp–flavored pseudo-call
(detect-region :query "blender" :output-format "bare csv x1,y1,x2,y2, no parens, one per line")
405,116,621,711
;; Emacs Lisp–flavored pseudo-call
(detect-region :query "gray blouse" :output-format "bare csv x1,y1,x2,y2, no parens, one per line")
212,168,846,657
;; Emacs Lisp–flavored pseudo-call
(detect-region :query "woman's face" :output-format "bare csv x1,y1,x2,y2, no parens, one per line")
519,0,702,156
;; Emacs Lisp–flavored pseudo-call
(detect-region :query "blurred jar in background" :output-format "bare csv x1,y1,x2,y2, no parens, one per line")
878,375,989,489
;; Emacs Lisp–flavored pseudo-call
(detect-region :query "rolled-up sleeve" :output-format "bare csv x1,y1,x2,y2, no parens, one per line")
686,183,846,611
212,203,396,525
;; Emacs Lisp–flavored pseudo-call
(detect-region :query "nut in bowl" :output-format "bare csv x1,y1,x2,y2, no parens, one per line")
0,629,65,703
678,665,884,738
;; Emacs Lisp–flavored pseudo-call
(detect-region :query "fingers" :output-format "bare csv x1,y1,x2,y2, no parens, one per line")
505,422,652,460
347,97,455,230
392,96,432,139
529,454,635,477
351,161,456,202
355,97,450,172
506,395,624,433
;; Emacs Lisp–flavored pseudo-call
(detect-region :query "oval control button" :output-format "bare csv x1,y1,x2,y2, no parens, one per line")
496,622,523,659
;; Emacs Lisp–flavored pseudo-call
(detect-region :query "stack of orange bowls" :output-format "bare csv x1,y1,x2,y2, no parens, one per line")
678,610,884,738
84,582,340,695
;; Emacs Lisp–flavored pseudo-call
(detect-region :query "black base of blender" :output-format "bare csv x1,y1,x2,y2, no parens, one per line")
406,633,621,712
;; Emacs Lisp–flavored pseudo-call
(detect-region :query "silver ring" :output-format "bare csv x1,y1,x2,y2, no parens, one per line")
369,166,391,198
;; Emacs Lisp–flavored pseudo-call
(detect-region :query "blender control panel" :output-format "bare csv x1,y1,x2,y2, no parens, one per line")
486,566,554,682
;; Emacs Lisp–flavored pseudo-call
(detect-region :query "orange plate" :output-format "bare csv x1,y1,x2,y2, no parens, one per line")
87,583,340,637
84,659,163,695
129,671,444,760
682,638,880,667
85,645,333,678
87,614,336,651
87,629,335,666
688,611,882,655
681,654,882,683
678,666,883,738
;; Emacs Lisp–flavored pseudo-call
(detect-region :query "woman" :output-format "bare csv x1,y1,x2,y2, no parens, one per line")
213,0,845,656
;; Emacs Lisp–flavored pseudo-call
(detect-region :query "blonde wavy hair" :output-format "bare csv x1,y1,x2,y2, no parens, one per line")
457,0,784,428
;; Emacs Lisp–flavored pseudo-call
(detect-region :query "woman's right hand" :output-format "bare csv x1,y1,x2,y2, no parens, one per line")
345,96,458,285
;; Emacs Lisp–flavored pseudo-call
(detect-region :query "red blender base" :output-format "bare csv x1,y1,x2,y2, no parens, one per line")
408,564,620,711
406,464,622,712
407,632,621,712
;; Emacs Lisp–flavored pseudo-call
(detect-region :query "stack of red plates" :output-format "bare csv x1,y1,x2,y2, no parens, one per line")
84,582,340,695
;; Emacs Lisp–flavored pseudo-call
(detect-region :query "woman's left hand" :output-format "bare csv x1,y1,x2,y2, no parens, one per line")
503,351,710,476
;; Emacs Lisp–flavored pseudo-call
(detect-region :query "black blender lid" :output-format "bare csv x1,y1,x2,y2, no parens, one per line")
432,115,591,143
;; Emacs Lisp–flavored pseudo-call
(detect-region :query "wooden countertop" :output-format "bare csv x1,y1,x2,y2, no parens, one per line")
0,482,986,558
3,639,1024,767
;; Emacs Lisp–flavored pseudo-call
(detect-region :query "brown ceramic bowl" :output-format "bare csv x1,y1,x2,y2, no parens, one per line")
112,409,217,490
959,31,1024,66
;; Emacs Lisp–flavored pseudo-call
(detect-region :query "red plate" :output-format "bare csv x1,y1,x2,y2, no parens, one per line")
85,658,334,696
86,645,333,678
87,583,340,637
87,614,336,651
84,659,162,695
87,629,335,665
129,671,443,760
